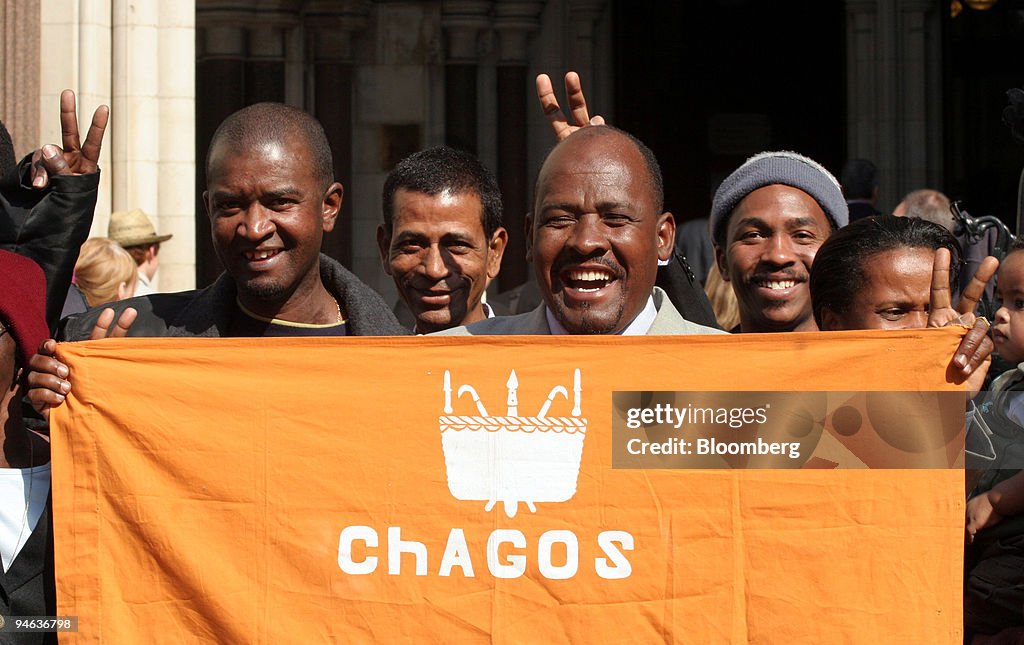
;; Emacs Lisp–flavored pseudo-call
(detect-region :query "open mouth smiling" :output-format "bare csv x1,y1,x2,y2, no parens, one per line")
244,249,282,262
563,268,616,293
756,279,798,290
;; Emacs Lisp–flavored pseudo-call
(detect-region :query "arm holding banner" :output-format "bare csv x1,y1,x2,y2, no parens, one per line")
27,307,137,421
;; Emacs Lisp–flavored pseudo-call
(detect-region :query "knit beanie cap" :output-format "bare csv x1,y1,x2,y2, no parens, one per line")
709,151,849,246
0,250,48,366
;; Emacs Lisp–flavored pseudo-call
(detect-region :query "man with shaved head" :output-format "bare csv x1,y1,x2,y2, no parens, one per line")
438,125,720,336
29,103,405,416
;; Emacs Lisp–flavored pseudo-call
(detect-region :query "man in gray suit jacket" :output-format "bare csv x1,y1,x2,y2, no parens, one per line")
439,126,721,337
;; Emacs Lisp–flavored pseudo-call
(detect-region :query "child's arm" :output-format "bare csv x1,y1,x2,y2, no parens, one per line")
987,470,1024,517
967,494,1003,543
966,471,1024,542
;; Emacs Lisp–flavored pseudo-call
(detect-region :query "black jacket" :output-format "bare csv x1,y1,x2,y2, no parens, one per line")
0,496,56,645
59,255,410,340
0,159,99,330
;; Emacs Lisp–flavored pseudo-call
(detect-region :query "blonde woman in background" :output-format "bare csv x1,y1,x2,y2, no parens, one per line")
704,263,740,331
74,238,138,308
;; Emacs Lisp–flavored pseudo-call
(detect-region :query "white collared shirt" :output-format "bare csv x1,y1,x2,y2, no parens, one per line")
544,295,658,336
0,463,50,573
134,270,155,296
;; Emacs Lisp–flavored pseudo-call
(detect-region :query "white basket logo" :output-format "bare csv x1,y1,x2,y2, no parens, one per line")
440,369,586,518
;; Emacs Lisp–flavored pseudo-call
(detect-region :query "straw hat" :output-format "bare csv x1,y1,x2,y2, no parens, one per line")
107,208,173,248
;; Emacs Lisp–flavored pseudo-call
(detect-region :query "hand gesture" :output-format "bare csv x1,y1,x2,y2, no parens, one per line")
928,249,997,397
536,71,605,141
26,308,136,421
29,89,109,189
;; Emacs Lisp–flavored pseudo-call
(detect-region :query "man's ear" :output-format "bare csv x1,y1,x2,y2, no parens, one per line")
657,212,676,262
820,307,841,332
376,225,393,276
486,227,509,280
524,212,534,263
322,182,344,233
714,245,730,282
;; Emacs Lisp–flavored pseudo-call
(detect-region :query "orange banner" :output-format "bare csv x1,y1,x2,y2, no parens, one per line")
51,329,967,643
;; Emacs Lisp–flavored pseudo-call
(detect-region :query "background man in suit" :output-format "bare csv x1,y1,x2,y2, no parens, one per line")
378,146,508,333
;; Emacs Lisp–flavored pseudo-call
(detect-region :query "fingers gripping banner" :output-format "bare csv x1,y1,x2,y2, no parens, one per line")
51,330,967,643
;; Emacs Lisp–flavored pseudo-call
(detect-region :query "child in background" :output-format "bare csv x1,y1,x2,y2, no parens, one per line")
73,238,137,308
966,242,1024,642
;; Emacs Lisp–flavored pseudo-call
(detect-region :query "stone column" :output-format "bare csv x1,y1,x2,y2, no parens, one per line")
1,0,41,158
845,0,879,162
899,0,940,193
441,1,492,154
306,1,369,268
246,25,287,104
38,0,114,225
494,1,543,291
111,0,160,226
111,0,196,291
845,0,941,209
566,0,605,89
155,2,197,292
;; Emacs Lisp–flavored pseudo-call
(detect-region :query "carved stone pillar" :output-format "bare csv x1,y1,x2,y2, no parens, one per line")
244,0,300,105
306,1,369,268
494,1,543,290
845,0,878,162
845,0,941,208
246,25,287,103
442,1,492,154
566,0,606,88
899,0,940,193
0,0,40,157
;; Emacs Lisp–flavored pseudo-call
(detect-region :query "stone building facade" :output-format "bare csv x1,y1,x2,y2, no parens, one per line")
4,0,1016,298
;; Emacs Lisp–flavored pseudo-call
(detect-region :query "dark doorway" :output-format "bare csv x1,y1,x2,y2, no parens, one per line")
613,0,847,226
944,0,1024,231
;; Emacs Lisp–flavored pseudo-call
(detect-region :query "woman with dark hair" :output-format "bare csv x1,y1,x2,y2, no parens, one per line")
811,216,1023,642
810,215,963,331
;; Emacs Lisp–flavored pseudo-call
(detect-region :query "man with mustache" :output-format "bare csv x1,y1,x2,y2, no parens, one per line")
437,125,721,336
710,152,849,334
377,146,508,333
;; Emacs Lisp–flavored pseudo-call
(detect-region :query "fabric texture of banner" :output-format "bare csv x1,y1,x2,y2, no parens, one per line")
51,329,967,643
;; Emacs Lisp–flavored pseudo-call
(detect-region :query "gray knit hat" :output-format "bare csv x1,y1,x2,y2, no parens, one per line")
709,151,848,246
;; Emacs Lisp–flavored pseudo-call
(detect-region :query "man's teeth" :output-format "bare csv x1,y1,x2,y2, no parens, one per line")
247,250,278,260
760,280,796,290
568,270,613,281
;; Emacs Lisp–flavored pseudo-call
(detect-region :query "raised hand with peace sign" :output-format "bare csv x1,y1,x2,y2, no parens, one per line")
29,89,109,189
535,71,606,141
929,248,999,398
